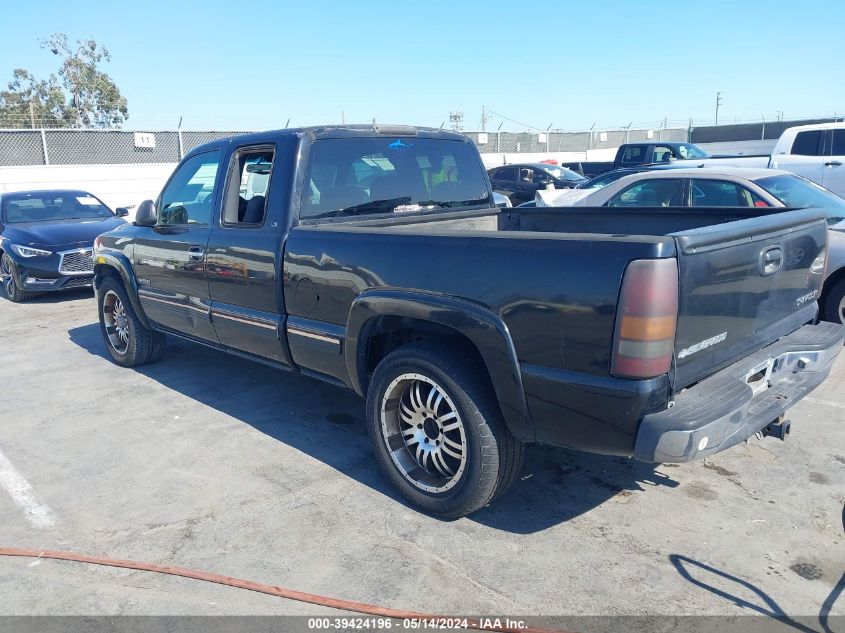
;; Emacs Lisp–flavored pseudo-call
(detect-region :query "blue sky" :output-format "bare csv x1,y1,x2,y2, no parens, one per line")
1,0,842,132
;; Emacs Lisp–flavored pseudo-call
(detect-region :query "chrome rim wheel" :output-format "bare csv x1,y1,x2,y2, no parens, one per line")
380,373,468,493
838,295,845,324
103,290,130,355
1,255,15,296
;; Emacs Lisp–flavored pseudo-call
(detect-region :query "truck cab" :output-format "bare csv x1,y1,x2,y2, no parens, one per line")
770,122,845,197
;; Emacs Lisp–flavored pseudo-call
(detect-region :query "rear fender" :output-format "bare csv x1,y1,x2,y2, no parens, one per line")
346,289,533,442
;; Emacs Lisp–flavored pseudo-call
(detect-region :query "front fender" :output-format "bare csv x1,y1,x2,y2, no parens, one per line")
346,289,534,442
93,251,151,329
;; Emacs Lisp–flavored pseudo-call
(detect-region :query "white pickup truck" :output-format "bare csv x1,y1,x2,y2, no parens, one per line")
768,122,845,198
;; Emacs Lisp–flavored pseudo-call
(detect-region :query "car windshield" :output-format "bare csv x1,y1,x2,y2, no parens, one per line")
541,165,585,182
3,193,113,224
301,137,492,219
676,144,710,159
755,174,845,224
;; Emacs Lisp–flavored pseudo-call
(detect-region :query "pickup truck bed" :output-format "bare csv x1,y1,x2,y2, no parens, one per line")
286,205,837,455
91,125,844,517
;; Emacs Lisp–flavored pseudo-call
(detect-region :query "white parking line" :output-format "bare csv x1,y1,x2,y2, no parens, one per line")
0,448,56,528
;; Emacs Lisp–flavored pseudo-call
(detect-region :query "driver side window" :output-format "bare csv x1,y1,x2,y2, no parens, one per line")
159,150,221,226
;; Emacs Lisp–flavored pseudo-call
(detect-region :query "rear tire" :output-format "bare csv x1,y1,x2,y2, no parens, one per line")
97,276,165,367
366,341,523,519
1,253,33,303
822,278,845,324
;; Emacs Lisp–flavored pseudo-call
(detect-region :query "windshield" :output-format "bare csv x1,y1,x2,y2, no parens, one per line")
756,174,845,224
541,165,586,182
301,137,491,219
3,192,113,224
676,144,710,159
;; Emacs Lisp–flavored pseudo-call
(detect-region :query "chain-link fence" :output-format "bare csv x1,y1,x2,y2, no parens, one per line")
464,127,687,154
0,129,254,166
3,121,816,167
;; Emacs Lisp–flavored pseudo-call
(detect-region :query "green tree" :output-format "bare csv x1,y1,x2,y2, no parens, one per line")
0,69,68,128
42,33,128,128
0,33,128,128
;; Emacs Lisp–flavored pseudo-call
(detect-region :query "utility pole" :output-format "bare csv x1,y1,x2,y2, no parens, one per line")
496,121,503,154
29,102,35,129
715,92,723,126
480,105,490,132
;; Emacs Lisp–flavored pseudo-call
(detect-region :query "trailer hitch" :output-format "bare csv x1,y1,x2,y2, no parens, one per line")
761,415,791,441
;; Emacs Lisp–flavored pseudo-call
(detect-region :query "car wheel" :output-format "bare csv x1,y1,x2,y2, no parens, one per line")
0,253,32,302
366,341,523,519
822,277,845,324
97,276,166,367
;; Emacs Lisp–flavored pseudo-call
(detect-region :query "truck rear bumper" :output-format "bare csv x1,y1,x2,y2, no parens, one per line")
634,321,845,463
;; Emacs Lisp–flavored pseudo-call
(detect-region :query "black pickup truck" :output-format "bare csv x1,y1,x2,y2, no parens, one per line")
92,125,844,518
563,142,713,178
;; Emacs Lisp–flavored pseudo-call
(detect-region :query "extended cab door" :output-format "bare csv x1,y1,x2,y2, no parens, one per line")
822,129,845,197
133,149,221,343
206,138,297,366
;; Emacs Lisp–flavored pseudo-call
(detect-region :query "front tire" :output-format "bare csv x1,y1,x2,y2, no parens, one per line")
366,341,523,519
97,276,165,367
1,253,33,302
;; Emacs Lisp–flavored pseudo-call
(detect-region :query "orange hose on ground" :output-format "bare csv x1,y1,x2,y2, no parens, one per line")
0,547,572,633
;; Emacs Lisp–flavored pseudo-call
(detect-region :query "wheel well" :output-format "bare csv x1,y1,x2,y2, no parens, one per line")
94,264,123,290
360,316,488,395
820,267,845,312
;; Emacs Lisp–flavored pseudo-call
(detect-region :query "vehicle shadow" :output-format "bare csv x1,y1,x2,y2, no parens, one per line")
68,322,678,533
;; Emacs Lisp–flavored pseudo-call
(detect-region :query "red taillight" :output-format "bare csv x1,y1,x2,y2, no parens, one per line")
611,258,678,379
754,200,770,208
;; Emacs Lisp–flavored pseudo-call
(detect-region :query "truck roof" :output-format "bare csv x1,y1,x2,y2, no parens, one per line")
186,124,469,156
779,121,845,133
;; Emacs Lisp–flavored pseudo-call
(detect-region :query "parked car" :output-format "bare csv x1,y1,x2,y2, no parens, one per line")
769,122,845,198
540,167,845,324
488,162,585,205
0,189,128,302
93,125,843,518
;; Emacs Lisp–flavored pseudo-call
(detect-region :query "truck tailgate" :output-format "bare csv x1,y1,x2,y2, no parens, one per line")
671,209,827,389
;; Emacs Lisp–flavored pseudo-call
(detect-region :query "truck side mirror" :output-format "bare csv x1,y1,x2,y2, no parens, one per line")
115,207,130,217
134,200,157,227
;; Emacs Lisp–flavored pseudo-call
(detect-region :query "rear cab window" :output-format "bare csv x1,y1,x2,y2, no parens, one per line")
621,145,647,164
831,129,845,156
791,130,823,156
300,137,491,221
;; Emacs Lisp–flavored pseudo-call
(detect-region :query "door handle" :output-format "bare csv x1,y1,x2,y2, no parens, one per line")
825,161,842,167
188,245,205,261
